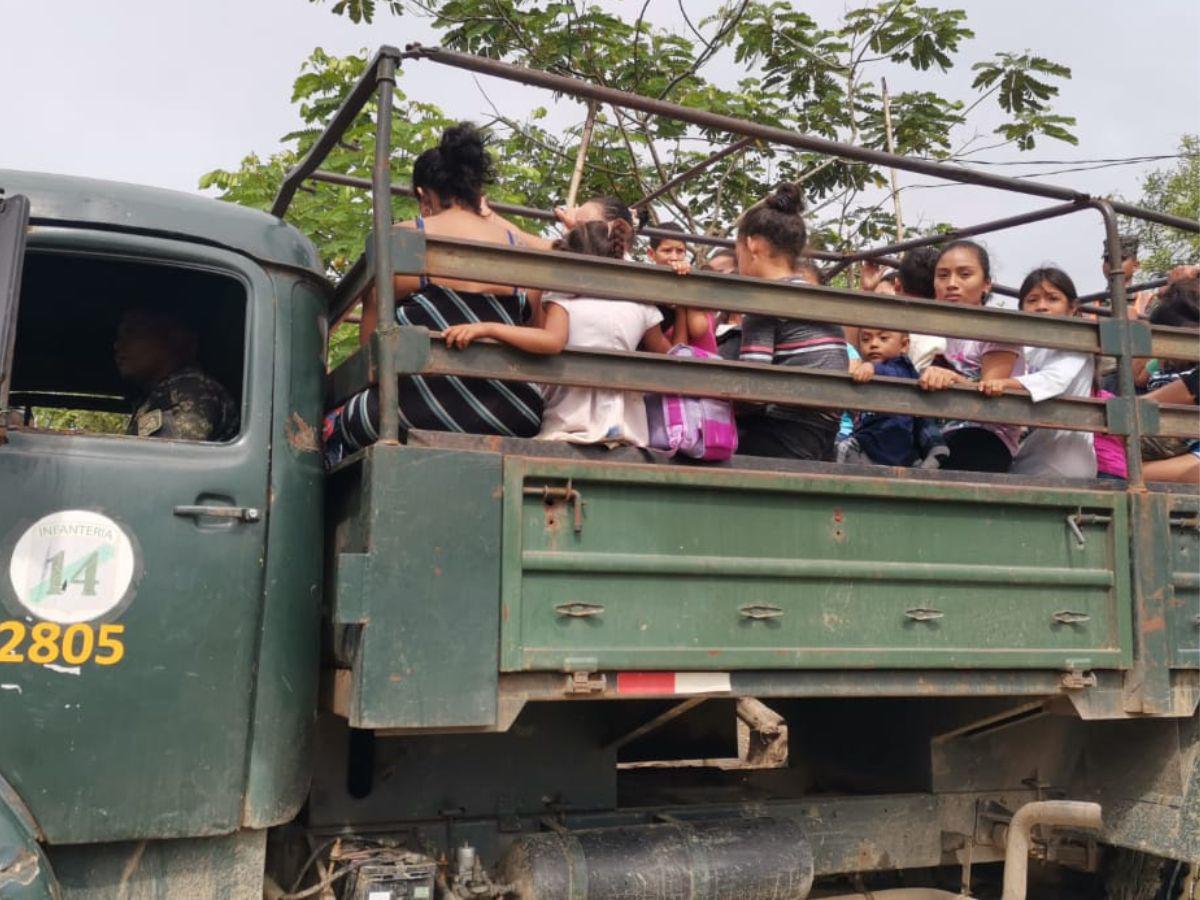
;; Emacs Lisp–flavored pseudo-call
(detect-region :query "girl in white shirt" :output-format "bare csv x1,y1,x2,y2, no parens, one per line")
979,267,1096,478
442,219,671,447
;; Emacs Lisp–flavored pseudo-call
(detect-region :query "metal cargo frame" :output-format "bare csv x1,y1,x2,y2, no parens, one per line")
272,44,1199,716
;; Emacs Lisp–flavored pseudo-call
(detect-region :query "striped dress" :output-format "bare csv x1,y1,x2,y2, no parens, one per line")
326,283,543,460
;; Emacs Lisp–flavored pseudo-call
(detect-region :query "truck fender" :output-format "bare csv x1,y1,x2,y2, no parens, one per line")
0,774,59,900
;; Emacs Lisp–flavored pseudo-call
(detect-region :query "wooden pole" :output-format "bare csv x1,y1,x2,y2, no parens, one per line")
881,78,904,243
566,101,598,209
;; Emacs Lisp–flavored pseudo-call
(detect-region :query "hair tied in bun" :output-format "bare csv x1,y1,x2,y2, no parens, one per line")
766,182,804,215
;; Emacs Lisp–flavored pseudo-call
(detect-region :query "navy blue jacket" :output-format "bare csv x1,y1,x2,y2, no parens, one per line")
853,356,945,466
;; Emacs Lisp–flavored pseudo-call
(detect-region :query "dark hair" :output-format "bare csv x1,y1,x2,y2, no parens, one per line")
897,246,939,298
700,248,737,271
1018,267,1078,308
879,271,900,286
411,122,495,214
794,261,825,285
936,239,991,281
583,195,634,227
737,182,808,265
649,221,687,250
1149,278,1200,329
553,219,633,260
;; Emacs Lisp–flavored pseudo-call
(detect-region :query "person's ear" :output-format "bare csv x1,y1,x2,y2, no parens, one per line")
900,334,911,353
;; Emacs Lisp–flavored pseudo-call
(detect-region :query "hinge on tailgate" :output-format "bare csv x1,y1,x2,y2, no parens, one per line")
567,671,607,694
1061,667,1097,690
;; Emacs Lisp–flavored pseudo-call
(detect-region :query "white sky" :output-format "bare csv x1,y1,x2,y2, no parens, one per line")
3,0,1198,293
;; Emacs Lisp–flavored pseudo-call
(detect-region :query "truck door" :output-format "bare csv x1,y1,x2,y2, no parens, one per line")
0,232,273,844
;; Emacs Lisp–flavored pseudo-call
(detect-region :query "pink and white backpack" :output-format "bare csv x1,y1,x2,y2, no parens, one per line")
644,344,738,461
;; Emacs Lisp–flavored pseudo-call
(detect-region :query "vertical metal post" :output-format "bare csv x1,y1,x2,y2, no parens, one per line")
881,78,904,243
566,102,598,210
1093,200,1143,488
372,55,400,443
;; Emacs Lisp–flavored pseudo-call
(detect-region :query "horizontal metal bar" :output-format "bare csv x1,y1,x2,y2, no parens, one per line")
839,201,1087,265
391,231,1103,352
402,45,1199,234
1149,324,1199,361
523,551,1113,586
382,326,1110,433
1159,405,1199,440
271,46,400,219
1079,278,1168,303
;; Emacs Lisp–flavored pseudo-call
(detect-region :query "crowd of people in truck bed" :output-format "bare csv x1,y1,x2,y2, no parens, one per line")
323,123,1200,484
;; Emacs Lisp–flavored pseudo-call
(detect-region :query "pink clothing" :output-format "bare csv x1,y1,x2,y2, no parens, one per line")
941,337,1025,455
665,312,718,354
1093,389,1129,478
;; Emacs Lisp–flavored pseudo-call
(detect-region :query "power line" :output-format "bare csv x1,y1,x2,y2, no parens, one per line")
965,153,1192,167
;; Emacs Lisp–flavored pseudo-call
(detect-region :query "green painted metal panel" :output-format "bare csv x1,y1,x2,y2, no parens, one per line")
329,444,501,729
0,233,273,843
501,457,1132,672
1167,495,1199,670
242,275,328,828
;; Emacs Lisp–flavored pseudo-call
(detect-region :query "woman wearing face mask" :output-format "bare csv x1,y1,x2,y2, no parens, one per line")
917,240,1023,473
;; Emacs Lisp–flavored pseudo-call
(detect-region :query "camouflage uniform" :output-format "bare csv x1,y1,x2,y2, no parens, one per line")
126,366,238,442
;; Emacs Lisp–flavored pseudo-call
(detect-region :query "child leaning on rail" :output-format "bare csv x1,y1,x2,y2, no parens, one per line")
837,328,949,469
977,267,1096,479
442,219,673,448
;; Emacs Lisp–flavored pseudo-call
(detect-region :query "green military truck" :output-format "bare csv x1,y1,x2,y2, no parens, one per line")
1,46,1197,900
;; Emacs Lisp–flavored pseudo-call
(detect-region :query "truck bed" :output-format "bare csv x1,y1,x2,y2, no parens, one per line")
324,431,1198,731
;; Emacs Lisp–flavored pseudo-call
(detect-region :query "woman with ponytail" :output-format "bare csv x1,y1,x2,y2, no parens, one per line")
444,219,672,447
326,123,545,462
734,183,848,461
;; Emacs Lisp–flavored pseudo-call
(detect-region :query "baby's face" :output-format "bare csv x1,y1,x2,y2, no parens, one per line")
858,328,909,363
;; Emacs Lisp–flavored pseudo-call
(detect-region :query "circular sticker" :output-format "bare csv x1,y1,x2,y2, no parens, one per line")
8,511,137,623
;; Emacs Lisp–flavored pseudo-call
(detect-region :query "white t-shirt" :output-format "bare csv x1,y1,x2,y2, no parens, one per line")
1010,347,1097,479
537,293,663,446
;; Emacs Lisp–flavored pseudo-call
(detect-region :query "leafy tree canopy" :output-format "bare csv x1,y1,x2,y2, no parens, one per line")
207,0,1081,265
1125,134,1200,278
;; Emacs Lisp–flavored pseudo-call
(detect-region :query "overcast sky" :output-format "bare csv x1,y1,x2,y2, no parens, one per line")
3,0,1197,293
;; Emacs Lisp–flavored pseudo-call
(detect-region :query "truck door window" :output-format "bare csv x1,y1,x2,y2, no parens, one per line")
7,252,246,441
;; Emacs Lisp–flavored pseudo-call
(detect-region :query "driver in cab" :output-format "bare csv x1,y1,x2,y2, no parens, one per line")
113,307,238,442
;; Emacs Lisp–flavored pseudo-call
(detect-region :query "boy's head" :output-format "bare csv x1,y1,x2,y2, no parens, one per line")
1101,233,1140,282
857,328,909,364
897,246,939,299
647,222,689,267
1149,277,1200,329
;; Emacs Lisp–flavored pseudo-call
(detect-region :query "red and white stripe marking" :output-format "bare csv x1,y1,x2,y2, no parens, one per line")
615,671,732,696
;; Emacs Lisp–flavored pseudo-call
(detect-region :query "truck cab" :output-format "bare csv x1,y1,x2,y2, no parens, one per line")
0,171,326,896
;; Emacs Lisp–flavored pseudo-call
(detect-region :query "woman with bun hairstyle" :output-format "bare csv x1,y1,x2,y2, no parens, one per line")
917,240,1023,472
327,123,544,460
443,219,672,447
735,183,848,461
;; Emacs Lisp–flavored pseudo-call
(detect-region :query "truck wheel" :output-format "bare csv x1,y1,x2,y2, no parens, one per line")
1103,848,1191,900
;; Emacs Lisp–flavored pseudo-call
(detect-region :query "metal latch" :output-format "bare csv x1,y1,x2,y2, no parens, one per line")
555,602,604,618
739,603,784,620
904,607,945,622
1051,610,1092,625
525,479,585,533
566,671,607,694
173,504,260,523
1066,511,1112,548
1061,668,1097,690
